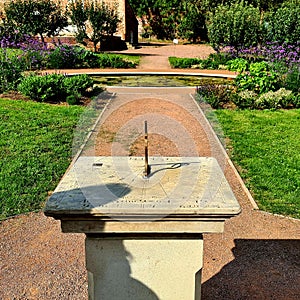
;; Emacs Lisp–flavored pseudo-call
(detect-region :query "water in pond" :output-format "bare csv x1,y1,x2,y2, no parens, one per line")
92,75,231,87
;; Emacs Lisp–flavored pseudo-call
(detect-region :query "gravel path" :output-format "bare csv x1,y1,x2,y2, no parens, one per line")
0,44,299,300
114,43,216,70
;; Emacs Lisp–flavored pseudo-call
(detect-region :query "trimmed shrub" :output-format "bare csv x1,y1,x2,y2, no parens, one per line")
98,54,136,68
169,53,231,69
18,73,94,103
169,57,201,68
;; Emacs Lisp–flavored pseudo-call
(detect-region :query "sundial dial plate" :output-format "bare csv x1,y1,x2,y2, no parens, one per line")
46,156,240,218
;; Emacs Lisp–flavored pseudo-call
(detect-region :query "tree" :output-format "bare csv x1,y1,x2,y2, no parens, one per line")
68,1,120,52
178,3,208,42
68,0,88,44
84,2,120,52
207,1,261,51
202,0,286,12
4,0,68,43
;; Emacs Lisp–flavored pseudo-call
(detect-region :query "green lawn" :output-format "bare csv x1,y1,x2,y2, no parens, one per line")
0,99,84,220
215,109,300,219
1,98,299,220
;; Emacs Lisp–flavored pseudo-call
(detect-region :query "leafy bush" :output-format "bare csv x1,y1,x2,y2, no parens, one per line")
47,47,137,69
226,58,249,72
197,53,231,69
0,48,27,92
291,93,300,108
235,61,279,94
207,1,261,51
63,74,94,95
78,49,100,68
47,45,103,69
283,65,300,93
18,73,94,103
66,94,80,105
197,84,234,108
255,88,294,109
18,73,65,102
47,45,83,69
233,89,257,109
263,1,300,44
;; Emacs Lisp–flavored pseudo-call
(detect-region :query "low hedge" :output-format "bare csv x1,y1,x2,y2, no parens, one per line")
18,73,94,104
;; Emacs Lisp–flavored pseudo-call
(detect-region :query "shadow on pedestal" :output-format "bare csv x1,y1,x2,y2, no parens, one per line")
86,239,159,300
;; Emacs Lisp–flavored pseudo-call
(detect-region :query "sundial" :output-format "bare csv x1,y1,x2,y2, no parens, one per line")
44,105,241,300
45,121,240,223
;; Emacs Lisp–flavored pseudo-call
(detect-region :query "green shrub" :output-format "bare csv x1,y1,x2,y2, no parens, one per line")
18,73,94,103
169,57,201,68
207,1,261,51
263,1,300,44
169,53,231,70
66,94,80,105
63,74,94,95
47,45,103,69
97,54,136,68
291,93,300,108
18,73,65,102
235,61,279,94
226,58,249,72
255,88,294,109
0,49,27,92
206,52,231,67
197,84,234,108
47,45,83,69
233,89,257,109
79,49,99,68
283,65,300,93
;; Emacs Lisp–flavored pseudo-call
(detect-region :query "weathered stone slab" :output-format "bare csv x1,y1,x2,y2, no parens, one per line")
45,156,240,233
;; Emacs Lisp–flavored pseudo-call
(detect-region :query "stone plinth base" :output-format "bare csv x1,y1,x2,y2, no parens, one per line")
86,235,203,300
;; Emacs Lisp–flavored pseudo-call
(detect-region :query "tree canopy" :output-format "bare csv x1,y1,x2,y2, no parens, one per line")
128,0,291,41
4,0,67,43
68,0,120,51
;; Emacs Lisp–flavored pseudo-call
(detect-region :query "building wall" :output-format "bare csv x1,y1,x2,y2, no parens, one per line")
0,0,138,43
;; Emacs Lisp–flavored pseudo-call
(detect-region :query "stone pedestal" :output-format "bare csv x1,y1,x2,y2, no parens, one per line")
44,156,240,300
86,236,203,300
